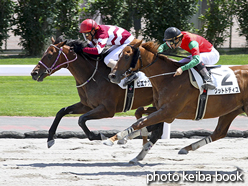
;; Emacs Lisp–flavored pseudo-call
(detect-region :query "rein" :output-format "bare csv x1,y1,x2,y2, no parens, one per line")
158,52,191,59
125,45,175,79
39,44,77,75
39,44,101,88
76,60,99,88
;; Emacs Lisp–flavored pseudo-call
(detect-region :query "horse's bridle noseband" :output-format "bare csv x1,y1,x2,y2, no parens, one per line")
39,44,78,75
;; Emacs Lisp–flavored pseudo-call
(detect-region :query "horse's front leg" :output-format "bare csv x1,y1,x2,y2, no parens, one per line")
103,107,168,146
47,102,90,148
78,104,115,141
117,106,157,145
129,122,164,164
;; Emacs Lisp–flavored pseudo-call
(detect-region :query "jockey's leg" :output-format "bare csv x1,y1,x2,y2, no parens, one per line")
196,62,215,90
104,46,119,70
106,59,117,70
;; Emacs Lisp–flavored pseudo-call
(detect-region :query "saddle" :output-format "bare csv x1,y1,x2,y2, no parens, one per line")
188,65,240,120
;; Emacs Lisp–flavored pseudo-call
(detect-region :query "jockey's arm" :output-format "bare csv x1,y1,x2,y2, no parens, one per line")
157,42,169,52
83,39,106,55
83,46,100,55
180,41,200,71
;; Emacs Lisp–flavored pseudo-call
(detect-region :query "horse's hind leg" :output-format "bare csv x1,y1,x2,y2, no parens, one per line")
78,104,115,141
129,122,163,164
47,102,90,148
179,109,244,154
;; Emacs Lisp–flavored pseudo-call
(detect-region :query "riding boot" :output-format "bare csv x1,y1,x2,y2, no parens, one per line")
107,59,117,70
196,62,216,90
123,72,138,86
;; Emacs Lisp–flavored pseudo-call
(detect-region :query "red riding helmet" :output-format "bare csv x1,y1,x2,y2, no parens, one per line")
80,19,99,33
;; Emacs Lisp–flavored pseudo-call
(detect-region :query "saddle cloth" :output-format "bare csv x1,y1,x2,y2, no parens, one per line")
189,66,240,95
118,72,152,89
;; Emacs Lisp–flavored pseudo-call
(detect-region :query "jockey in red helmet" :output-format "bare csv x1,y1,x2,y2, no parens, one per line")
158,27,220,90
80,19,100,41
79,19,137,85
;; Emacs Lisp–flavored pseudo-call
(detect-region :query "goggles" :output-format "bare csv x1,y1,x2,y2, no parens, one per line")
165,39,181,49
83,32,91,41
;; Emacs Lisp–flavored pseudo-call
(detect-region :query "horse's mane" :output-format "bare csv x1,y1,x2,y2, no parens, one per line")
141,41,159,54
66,40,88,54
141,41,169,61
52,35,88,54
141,41,184,68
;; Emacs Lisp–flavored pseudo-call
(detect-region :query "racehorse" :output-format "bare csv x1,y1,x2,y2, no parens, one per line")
105,39,248,161
31,36,163,149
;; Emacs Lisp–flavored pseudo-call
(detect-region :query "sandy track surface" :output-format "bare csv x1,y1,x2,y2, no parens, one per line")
0,138,247,185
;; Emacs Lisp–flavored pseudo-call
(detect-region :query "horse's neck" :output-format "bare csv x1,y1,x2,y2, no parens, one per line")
68,55,108,86
142,53,177,78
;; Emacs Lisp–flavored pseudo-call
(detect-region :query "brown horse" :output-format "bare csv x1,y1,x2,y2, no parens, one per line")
31,36,163,148
106,39,248,159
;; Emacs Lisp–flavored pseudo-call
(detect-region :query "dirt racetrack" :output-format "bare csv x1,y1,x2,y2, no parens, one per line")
0,138,247,186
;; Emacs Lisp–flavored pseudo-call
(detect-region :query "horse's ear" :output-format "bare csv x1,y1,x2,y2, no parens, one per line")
133,39,142,49
57,40,67,48
51,37,55,44
62,40,67,46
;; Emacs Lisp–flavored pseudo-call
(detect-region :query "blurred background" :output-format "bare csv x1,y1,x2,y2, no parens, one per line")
1,0,247,56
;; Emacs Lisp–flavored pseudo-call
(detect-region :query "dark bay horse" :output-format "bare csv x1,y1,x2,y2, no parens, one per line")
106,39,248,160
31,36,163,148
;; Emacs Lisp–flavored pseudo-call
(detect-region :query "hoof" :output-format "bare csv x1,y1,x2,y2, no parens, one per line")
102,139,114,146
178,148,188,154
117,138,127,145
100,133,108,140
47,140,55,148
129,158,139,165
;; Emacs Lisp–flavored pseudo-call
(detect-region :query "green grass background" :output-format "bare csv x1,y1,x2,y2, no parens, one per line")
0,54,247,116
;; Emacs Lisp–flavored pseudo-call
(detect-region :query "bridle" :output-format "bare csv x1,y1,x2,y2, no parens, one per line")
123,45,159,77
39,44,102,88
122,45,178,79
39,44,78,75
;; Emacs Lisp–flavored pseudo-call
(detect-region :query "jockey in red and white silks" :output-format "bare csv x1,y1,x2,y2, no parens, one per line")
80,19,134,69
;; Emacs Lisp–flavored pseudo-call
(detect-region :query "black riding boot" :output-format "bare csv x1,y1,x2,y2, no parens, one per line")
123,72,138,86
196,62,216,90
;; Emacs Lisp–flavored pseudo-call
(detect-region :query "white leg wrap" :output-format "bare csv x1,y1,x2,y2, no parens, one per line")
125,127,148,140
191,136,212,151
136,141,154,161
117,126,134,140
143,141,153,151
127,129,141,140
140,127,149,136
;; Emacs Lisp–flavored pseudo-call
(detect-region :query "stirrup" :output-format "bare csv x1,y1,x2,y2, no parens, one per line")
202,79,216,90
123,73,138,86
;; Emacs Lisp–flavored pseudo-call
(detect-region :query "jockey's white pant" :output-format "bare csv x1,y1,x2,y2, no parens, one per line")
104,35,135,66
178,47,220,65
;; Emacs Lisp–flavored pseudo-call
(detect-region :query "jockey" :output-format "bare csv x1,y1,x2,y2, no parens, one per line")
79,19,138,85
158,27,220,90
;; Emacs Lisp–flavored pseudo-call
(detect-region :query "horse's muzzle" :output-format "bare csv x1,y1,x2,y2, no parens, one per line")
108,72,122,84
31,69,47,82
